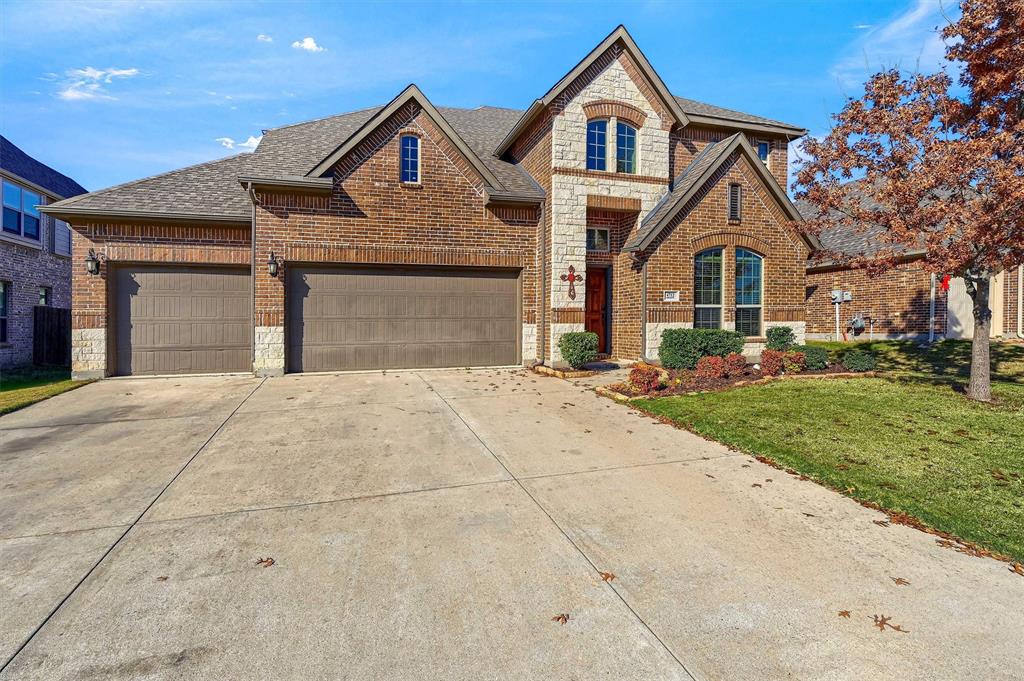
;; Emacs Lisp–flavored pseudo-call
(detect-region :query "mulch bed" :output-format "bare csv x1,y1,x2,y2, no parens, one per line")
598,365,875,401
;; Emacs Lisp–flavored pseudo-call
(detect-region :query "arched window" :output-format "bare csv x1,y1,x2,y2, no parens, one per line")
694,248,723,329
735,248,763,337
586,120,607,171
400,135,420,183
616,121,636,174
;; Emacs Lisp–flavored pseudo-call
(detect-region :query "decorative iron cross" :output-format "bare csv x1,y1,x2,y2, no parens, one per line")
560,265,584,300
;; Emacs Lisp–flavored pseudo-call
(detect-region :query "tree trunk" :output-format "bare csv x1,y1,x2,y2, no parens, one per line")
967,275,992,402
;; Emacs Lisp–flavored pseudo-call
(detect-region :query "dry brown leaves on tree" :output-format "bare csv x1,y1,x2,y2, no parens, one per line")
551,613,570,625
872,615,909,633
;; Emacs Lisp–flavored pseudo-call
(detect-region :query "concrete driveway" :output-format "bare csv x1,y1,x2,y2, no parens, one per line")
1,369,1021,680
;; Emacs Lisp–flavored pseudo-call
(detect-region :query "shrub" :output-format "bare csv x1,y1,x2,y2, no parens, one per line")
659,328,745,369
765,326,796,351
695,355,727,379
843,349,877,372
629,363,663,393
760,349,785,376
558,331,599,369
794,344,829,371
724,352,748,377
783,351,806,373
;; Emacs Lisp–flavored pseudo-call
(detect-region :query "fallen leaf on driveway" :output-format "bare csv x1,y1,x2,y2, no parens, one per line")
552,613,570,625
802,512,816,517
838,610,851,618
872,614,909,633
600,572,616,582
1010,563,1024,577
751,483,762,488
705,474,716,479
156,576,168,582
255,557,275,568
891,577,910,586
873,520,891,527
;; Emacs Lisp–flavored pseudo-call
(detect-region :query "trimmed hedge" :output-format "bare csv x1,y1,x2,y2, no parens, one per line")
557,331,599,369
766,326,796,351
843,349,878,372
659,328,745,369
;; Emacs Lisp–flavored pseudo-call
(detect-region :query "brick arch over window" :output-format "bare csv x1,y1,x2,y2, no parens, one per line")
582,99,648,129
691,231,770,255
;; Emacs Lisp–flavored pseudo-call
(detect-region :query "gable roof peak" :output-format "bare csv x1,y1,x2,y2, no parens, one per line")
493,24,690,157
306,83,505,189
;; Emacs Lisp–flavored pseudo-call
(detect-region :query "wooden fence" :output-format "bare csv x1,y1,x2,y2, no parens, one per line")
33,306,71,367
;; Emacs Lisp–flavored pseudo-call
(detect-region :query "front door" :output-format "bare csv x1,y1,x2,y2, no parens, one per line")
585,268,608,353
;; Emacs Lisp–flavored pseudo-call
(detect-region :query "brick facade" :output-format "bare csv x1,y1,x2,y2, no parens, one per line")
1,208,71,369
61,32,816,376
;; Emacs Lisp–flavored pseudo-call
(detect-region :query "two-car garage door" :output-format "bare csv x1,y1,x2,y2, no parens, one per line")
286,266,519,372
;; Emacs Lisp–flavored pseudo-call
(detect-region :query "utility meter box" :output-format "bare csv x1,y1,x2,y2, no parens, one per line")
843,291,853,302
831,289,843,304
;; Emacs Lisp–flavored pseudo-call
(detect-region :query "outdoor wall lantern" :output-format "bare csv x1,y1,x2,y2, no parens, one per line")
85,249,105,275
267,251,280,278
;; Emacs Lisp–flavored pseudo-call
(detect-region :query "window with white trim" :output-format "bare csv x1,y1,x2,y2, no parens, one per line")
400,135,420,183
694,248,723,329
616,122,637,174
586,120,607,171
756,140,771,168
586,227,610,252
3,179,41,240
735,248,763,337
0,281,9,343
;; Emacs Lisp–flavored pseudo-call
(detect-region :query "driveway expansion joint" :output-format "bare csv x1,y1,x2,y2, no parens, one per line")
413,370,705,681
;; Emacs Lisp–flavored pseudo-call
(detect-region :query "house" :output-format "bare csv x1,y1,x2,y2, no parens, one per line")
1,135,88,370
42,26,818,379
800,193,1023,342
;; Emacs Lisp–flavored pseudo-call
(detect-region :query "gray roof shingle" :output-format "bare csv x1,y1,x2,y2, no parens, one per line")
1,135,87,199
47,94,799,219
674,96,804,133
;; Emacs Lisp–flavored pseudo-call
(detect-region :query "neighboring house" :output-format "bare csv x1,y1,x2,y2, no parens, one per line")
1,135,88,370
800,191,1023,341
42,26,818,379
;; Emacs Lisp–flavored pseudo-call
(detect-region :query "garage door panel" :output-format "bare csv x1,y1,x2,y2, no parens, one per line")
288,266,519,372
115,266,251,376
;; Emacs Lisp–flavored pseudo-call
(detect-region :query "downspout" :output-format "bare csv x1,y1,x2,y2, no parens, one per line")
536,201,547,366
928,273,937,343
640,256,648,361
247,182,257,372
1017,264,1023,339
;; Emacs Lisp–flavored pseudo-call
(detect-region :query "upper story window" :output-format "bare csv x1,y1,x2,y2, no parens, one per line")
616,122,636,174
728,183,742,221
735,248,763,337
400,135,420,183
694,248,723,329
756,140,771,168
3,179,41,241
586,120,608,171
586,227,610,252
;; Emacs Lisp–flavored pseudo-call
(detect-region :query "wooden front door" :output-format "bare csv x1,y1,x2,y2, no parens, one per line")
585,269,608,353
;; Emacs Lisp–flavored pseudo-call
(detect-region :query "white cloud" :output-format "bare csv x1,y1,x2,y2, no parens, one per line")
853,24,874,30
57,65,140,101
214,135,262,152
291,36,325,52
830,0,953,91
257,33,273,43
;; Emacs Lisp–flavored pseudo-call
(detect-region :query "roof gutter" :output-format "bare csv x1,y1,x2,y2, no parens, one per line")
38,205,250,226
237,176,333,193
485,189,544,206
683,114,808,138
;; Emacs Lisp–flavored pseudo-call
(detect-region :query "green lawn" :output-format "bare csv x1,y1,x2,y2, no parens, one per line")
633,340,1024,563
0,369,91,416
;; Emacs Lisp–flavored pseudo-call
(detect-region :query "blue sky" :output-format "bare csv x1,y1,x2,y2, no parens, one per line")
0,0,956,193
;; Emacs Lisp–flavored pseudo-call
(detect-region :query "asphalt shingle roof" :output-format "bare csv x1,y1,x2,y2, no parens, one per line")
47,95,798,219
673,96,804,132
1,135,87,199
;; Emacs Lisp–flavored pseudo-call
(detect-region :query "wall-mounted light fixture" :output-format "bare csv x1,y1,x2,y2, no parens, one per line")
267,251,280,277
85,249,105,275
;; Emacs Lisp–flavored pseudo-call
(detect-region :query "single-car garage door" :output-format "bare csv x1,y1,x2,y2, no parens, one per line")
287,265,519,372
114,265,251,375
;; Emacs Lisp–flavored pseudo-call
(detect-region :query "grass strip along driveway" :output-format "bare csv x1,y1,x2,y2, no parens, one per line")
633,340,1024,564
0,370,90,416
